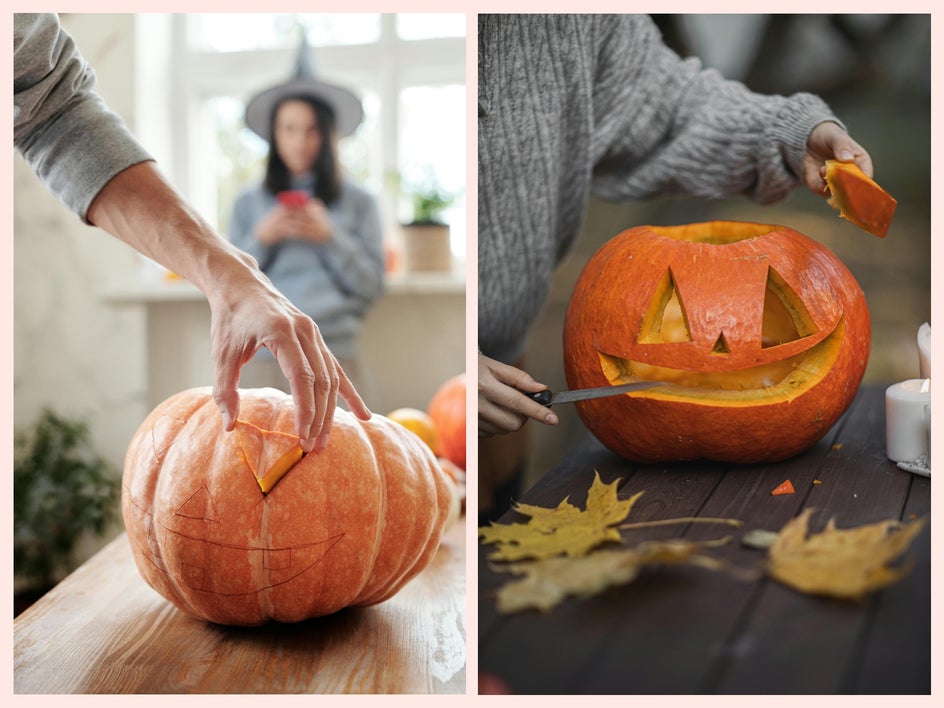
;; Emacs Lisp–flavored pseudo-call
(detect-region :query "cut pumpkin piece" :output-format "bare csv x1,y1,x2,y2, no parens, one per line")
824,159,897,238
771,479,796,496
235,420,305,494
257,445,305,494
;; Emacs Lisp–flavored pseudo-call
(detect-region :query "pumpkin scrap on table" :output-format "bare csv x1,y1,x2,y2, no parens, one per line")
771,479,796,496
122,387,456,626
824,159,897,238
563,221,870,464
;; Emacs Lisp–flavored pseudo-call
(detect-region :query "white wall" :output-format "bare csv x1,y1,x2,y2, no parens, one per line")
14,14,149,469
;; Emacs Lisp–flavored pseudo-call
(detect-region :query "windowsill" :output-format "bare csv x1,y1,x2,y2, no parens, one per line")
103,268,466,304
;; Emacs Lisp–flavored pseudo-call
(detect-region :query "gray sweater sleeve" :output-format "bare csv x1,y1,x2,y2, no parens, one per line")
13,13,152,221
588,16,841,205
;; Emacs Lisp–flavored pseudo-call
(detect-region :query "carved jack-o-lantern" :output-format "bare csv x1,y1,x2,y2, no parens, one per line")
563,222,870,463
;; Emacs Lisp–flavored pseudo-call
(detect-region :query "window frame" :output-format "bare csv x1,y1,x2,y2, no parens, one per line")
134,13,466,260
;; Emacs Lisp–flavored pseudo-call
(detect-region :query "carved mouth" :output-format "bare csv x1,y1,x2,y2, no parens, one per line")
598,319,846,405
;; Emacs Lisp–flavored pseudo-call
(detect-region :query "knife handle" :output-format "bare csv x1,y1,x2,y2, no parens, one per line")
527,389,554,407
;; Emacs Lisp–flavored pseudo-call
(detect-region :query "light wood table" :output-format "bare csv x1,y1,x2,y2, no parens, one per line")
15,519,466,694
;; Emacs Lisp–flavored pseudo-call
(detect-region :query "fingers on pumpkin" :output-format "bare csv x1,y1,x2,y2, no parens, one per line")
824,159,897,238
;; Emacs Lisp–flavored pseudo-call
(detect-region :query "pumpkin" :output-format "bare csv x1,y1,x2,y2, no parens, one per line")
563,221,870,464
122,387,454,626
824,159,896,238
428,374,467,470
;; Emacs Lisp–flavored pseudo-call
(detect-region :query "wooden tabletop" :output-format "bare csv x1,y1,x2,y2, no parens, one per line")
478,384,931,694
15,517,466,694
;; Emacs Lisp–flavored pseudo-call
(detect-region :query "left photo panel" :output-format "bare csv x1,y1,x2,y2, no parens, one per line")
13,12,467,694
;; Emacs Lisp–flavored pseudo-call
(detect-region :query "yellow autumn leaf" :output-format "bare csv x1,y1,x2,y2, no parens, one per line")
495,537,733,613
479,471,642,561
767,508,928,600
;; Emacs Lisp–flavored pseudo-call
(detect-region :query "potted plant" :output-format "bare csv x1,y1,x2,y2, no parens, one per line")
14,409,119,616
399,177,456,273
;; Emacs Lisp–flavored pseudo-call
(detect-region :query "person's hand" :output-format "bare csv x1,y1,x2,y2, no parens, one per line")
285,199,333,244
254,206,294,246
208,252,371,452
803,121,874,195
86,161,370,452
479,353,558,436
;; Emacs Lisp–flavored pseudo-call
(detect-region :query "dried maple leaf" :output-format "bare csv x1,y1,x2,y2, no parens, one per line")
767,508,928,599
494,537,733,613
479,471,641,561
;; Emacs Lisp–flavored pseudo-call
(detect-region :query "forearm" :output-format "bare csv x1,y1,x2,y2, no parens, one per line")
87,161,261,298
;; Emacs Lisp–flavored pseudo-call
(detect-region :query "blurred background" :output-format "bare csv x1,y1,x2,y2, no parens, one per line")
13,13,466,599
519,14,931,490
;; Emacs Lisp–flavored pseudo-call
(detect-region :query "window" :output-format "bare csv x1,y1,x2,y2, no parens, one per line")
134,13,466,266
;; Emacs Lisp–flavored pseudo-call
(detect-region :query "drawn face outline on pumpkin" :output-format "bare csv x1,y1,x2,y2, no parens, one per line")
591,223,849,401
127,419,345,598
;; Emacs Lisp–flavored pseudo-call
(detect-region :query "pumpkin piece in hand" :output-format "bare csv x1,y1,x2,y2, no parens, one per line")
824,160,897,238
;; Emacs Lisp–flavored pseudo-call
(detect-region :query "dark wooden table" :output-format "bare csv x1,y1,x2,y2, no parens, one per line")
478,384,930,694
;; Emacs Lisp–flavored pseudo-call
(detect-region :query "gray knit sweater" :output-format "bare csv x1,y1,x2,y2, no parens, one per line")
14,13,151,220
478,14,841,363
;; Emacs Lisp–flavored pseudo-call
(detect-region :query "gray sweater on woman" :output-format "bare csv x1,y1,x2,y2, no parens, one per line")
478,14,842,363
14,13,151,220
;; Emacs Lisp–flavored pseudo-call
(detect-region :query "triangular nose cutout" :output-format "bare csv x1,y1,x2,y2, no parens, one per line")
711,333,730,355
638,269,692,343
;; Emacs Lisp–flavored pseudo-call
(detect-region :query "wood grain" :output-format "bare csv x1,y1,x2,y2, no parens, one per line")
478,385,930,694
15,519,466,694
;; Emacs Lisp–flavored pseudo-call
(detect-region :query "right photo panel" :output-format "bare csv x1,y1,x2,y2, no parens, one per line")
477,13,930,695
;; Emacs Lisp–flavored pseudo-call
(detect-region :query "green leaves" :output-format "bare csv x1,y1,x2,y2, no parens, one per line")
14,409,119,586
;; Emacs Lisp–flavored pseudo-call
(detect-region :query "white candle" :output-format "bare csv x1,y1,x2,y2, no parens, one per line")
917,323,931,379
886,379,931,463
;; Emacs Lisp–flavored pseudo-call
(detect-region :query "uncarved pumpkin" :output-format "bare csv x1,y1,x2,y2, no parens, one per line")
563,221,870,464
122,387,454,626
428,374,467,470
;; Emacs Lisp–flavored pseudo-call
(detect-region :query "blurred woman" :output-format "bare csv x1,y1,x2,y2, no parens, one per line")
230,38,384,401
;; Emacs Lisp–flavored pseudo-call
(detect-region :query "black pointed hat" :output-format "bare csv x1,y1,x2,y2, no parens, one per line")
244,34,364,140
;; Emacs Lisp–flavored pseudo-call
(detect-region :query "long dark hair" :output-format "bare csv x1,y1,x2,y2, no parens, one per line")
263,95,342,205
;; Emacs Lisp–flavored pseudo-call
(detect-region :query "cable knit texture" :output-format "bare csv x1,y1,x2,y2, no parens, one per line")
478,14,841,363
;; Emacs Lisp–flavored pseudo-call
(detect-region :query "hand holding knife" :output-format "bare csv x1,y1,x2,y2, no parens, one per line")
528,380,667,407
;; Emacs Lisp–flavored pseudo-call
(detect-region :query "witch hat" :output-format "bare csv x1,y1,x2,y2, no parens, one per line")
244,33,364,140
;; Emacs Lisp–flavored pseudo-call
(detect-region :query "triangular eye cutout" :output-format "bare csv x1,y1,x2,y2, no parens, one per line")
235,421,304,494
762,267,818,348
638,268,692,343
175,485,220,522
711,333,730,355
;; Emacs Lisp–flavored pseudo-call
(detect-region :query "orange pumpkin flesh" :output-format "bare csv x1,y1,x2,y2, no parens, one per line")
563,222,870,463
122,387,453,626
824,159,896,238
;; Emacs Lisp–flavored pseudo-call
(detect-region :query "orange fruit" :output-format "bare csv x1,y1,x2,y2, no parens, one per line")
386,408,439,453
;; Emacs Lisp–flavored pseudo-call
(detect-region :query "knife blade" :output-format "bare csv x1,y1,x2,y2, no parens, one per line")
528,381,667,407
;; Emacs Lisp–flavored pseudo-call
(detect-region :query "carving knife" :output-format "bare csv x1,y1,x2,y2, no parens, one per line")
528,380,667,407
